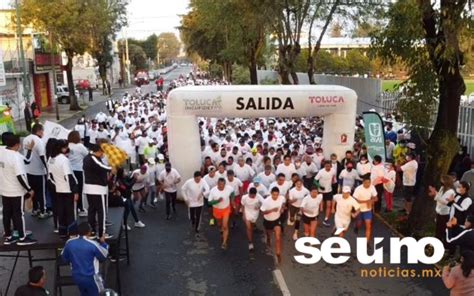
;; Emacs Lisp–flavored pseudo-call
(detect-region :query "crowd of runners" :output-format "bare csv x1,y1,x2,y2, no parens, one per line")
1,71,474,295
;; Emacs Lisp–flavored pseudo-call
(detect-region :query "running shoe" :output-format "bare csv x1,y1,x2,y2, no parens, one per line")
248,243,254,251
78,210,88,217
292,232,298,241
134,221,146,228
122,225,131,231
221,242,228,250
38,212,50,219
209,218,215,226
4,236,18,245
17,237,38,246
322,219,330,227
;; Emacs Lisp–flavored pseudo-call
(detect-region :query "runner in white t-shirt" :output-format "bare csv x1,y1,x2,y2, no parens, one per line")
241,188,264,251
353,176,378,244
332,186,360,237
181,171,210,235
247,178,269,197
260,186,286,263
314,161,336,227
203,166,219,226
300,187,323,238
288,179,309,240
208,178,234,250
275,155,296,181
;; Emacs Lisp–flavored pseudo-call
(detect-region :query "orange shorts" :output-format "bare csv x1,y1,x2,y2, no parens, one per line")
213,206,231,220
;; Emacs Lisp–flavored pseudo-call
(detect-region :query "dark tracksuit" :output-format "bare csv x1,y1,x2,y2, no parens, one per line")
83,154,111,238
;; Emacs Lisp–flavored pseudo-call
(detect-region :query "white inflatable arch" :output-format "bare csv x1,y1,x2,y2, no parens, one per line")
167,85,357,185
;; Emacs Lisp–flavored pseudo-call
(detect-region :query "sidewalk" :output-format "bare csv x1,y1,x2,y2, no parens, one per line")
14,87,132,131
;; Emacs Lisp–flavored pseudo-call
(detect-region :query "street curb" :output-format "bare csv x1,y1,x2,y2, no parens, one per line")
374,213,443,271
272,269,291,296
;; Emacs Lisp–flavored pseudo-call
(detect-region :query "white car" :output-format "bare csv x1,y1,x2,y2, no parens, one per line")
56,85,80,104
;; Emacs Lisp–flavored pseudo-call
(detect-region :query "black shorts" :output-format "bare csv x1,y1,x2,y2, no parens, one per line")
322,192,333,201
403,186,415,202
263,219,282,230
302,214,317,224
132,187,145,193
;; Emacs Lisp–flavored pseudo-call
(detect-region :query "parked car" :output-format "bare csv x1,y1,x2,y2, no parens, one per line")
134,71,149,86
56,85,79,104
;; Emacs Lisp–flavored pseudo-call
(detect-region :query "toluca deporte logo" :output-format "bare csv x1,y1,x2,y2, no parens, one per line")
183,96,222,111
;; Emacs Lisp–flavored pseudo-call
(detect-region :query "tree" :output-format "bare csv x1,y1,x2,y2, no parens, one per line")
157,32,181,66
142,34,159,61
20,0,91,110
86,0,127,95
372,0,471,236
345,50,371,75
128,43,148,72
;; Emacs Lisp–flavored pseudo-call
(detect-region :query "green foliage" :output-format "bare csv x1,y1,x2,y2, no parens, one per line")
157,33,181,66
259,77,280,85
142,34,159,61
128,44,148,72
208,63,223,79
231,64,250,85
294,49,371,75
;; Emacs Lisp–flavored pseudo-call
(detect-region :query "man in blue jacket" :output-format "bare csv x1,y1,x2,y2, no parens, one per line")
61,222,108,296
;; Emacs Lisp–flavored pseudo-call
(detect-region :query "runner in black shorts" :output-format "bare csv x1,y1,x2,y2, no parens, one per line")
260,187,286,263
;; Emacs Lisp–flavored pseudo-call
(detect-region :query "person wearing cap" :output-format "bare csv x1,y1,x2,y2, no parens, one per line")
145,158,158,208
157,162,181,220
241,187,264,251
83,144,113,240
208,178,234,249
181,171,210,236
247,177,269,197
332,186,360,237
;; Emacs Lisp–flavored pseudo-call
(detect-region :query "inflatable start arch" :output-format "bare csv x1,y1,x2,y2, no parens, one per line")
167,85,357,186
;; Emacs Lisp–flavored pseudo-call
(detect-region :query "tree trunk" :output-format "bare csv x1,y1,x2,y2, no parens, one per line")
407,66,465,236
249,55,258,85
290,71,299,85
278,46,291,85
307,54,315,84
66,53,80,111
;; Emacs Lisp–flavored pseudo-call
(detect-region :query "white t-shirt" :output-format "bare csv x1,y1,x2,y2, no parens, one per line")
371,164,385,185
334,194,360,224
132,169,148,191
0,148,29,197
48,154,74,193
260,195,286,221
298,161,318,178
158,168,181,193
339,169,359,189
181,178,210,208
356,162,372,177
135,136,149,155
401,160,418,186
269,180,292,197
435,188,455,215
203,173,219,191
289,187,310,208
208,185,234,209
353,185,377,212
233,164,255,182
248,183,269,197
68,143,88,172
241,193,264,222
256,172,276,188
314,169,336,193
226,177,243,196
276,163,296,180
300,194,323,218
23,134,46,175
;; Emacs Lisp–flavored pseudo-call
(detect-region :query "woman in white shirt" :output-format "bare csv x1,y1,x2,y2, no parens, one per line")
429,175,455,248
300,187,323,238
288,179,309,241
47,140,79,238
356,155,372,180
241,187,264,251
260,186,286,263
67,131,89,216
132,165,149,213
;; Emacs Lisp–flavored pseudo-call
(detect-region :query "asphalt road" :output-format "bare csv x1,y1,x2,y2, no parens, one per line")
0,66,449,295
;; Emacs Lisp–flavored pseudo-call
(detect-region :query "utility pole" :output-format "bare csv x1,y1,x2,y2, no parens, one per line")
15,0,31,110
125,29,130,85
49,32,59,120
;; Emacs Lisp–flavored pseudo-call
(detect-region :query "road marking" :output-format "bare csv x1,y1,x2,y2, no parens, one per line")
273,269,291,296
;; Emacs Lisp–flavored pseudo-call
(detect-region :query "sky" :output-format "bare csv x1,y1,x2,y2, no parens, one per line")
122,0,190,40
